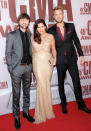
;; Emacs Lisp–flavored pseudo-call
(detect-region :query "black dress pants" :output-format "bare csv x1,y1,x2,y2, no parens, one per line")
56,58,86,108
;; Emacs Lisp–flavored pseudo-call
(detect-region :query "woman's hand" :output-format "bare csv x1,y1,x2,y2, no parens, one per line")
52,57,56,66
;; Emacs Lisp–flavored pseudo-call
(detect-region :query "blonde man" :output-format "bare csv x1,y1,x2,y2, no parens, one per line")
48,6,91,114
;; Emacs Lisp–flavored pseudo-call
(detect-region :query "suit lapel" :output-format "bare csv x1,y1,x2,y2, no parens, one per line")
14,29,32,58
53,25,63,42
15,29,23,47
26,31,32,57
15,29,23,58
64,22,72,41
64,22,69,40
26,32,31,45
55,22,71,41
54,23,69,42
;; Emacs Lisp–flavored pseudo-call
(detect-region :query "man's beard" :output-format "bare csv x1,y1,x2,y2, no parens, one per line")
19,24,28,29
56,19,63,24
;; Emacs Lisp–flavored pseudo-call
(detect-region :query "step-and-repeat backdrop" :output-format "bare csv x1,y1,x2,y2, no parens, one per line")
0,0,91,115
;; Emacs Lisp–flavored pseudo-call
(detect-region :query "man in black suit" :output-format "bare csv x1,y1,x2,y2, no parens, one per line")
48,6,91,114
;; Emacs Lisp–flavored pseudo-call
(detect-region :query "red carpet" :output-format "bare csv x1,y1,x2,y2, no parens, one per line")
0,98,91,131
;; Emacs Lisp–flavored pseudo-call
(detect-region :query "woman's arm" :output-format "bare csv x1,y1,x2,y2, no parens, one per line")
50,34,57,66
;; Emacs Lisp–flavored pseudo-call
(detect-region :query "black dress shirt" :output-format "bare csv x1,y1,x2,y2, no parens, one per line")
19,29,32,64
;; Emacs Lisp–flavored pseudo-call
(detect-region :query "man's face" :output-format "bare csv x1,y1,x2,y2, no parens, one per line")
53,9,64,23
19,18,30,29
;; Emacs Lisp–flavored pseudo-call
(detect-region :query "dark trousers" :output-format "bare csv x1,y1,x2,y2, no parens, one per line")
11,64,32,118
56,59,86,108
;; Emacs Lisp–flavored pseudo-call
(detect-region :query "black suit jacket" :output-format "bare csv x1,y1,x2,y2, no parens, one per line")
48,23,84,64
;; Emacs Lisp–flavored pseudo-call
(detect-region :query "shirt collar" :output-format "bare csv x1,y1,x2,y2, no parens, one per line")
19,28,27,35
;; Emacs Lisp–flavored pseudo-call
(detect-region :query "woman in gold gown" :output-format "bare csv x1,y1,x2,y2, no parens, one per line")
31,19,56,124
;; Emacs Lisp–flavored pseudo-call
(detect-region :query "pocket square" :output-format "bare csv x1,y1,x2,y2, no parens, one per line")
67,30,72,34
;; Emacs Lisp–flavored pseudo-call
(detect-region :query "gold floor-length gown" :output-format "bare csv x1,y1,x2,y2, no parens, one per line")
31,36,55,124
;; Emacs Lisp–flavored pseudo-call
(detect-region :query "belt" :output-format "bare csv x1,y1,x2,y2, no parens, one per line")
20,63,29,66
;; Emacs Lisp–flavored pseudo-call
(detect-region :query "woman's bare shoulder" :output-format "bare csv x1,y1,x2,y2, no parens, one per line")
46,33,54,40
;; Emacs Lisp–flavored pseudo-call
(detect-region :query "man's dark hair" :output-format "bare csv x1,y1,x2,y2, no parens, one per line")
17,13,30,23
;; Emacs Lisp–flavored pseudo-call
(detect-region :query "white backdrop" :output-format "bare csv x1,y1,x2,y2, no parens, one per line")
0,0,91,115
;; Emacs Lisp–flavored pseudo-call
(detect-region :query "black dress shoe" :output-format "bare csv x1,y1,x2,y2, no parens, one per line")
15,118,21,130
78,107,91,113
23,112,35,122
61,105,68,114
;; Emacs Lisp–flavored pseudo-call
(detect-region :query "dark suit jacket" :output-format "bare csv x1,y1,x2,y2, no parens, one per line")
6,29,32,72
48,23,84,64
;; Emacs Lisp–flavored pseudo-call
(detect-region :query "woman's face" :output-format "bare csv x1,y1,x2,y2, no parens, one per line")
37,23,46,35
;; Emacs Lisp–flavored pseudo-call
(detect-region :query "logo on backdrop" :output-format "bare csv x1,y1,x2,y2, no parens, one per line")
88,20,91,35
80,3,91,15
82,85,91,96
79,60,91,96
82,45,91,56
0,81,8,89
79,60,91,80
0,0,73,37
3,57,6,64
80,20,91,40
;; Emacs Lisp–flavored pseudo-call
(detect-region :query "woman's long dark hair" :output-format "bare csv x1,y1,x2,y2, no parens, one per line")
34,19,47,44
